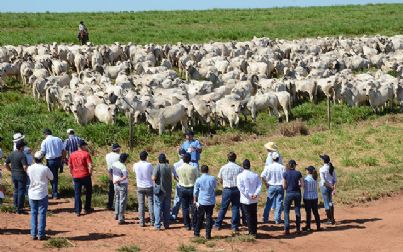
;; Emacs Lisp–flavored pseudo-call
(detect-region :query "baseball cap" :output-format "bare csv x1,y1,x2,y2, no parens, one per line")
320,154,330,163
34,151,43,159
185,131,194,136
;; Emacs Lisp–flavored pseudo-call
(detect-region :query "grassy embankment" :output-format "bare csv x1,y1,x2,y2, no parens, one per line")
0,4,402,45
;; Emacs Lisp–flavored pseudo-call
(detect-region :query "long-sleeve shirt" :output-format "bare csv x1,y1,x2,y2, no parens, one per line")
194,174,217,206
303,175,318,200
319,164,337,187
237,170,262,205
180,139,202,163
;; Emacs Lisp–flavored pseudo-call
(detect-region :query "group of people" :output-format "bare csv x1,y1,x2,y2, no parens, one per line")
0,129,337,240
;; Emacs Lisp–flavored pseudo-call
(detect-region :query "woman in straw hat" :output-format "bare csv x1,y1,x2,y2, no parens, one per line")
264,142,283,166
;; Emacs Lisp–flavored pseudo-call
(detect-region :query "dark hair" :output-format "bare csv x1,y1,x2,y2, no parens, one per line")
243,159,251,169
120,153,129,163
201,165,209,173
227,152,237,162
273,156,279,162
43,128,52,135
328,162,335,176
16,141,25,150
183,153,191,163
69,130,75,135
139,151,148,161
34,158,42,164
158,153,167,164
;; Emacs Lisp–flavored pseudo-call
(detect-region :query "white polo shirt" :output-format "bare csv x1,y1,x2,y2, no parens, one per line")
27,163,54,200
133,160,154,188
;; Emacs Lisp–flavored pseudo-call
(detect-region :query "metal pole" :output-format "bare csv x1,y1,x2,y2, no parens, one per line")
129,112,134,151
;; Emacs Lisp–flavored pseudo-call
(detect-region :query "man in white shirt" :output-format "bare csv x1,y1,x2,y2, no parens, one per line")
133,151,154,227
237,159,262,238
170,149,186,221
105,143,121,210
261,152,285,224
27,151,53,240
111,153,129,225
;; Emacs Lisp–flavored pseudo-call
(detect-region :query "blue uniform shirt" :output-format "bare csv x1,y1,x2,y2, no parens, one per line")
194,174,217,206
181,139,202,163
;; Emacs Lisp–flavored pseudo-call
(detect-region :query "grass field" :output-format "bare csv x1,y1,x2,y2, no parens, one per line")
0,4,402,45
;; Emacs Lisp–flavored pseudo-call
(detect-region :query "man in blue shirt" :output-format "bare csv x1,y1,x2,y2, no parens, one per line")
193,165,217,239
180,131,202,168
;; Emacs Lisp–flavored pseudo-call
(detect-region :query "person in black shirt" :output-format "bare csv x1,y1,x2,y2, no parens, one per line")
5,141,28,214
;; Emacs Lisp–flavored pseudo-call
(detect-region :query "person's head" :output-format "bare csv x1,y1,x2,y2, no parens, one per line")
158,153,167,164
111,143,121,153
43,128,52,136
264,141,278,153
183,153,191,164
287,160,297,170
16,141,25,151
320,154,334,175
227,152,237,163
78,140,88,151
80,21,84,25
243,159,251,170
178,149,187,158
67,129,75,135
119,153,129,163
201,165,209,174
139,151,148,161
185,131,194,141
305,165,318,180
272,152,280,162
34,151,44,164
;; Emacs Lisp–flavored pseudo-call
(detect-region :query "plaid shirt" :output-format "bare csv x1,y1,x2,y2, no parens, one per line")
218,162,243,188
303,175,318,200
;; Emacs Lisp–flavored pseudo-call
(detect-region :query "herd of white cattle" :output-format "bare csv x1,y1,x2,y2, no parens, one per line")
0,35,402,134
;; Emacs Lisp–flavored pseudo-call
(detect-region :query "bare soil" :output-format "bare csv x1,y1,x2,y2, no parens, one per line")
1,192,403,252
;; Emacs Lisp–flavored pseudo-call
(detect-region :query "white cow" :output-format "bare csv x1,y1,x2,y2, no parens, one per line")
145,103,189,135
95,103,117,125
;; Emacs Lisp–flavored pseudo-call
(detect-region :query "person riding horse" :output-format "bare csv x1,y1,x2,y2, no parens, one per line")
77,21,89,45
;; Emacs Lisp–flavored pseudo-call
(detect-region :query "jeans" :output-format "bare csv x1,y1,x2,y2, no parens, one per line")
194,204,214,238
303,198,320,229
73,176,92,214
12,175,27,211
178,186,194,229
263,185,284,223
108,180,114,209
215,187,241,230
321,186,333,210
170,185,182,219
284,191,302,231
242,203,258,236
47,158,62,198
25,176,30,196
137,187,154,225
114,183,128,221
29,196,48,238
154,192,172,229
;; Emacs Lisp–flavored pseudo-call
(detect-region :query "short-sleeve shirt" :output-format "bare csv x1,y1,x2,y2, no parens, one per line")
181,139,202,162
105,152,120,172
5,151,28,179
68,150,92,178
261,162,285,186
64,135,81,156
27,163,54,200
218,162,243,188
110,161,129,184
133,161,154,189
283,169,302,193
153,163,173,194
176,163,199,188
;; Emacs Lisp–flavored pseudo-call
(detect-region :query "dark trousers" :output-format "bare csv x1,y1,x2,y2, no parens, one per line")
73,176,92,214
194,205,214,238
178,186,194,229
241,203,258,236
215,187,241,230
47,158,62,198
12,176,27,211
304,198,320,229
284,192,302,231
108,180,114,209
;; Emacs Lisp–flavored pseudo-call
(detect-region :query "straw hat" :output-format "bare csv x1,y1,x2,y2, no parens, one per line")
264,141,278,151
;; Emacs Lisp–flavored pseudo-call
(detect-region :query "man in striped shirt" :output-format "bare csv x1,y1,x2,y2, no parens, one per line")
64,129,81,159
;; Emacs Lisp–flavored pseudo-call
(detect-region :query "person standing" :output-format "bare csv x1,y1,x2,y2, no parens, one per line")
63,129,81,173
5,141,28,214
237,159,262,238
105,143,121,210
152,153,173,230
133,151,154,227
111,153,129,224
176,153,199,230
319,154,337,225
194,165,217,239
214,152,243,232
27,151,53,240
170,149,186,221
68,140,93,216
40,129,65,199
180,131,202,168
261,152,285,224
303,166,321,231
283,160,304,235
264,142,283,166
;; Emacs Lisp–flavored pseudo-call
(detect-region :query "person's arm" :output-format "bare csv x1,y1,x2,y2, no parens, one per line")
68,157,73,176
237,174,247,199
40,140,46,155
4,156,11,171
299,176,304,189
86,153,93,175
282,172,287,190
47,167,54,181
260,169,269,188
195,140,202,153
119,169,128,182
217,168,223,184
152,165,158,181
253,176,263,199
193,179,200,203
108,168,113,181
21,155,28,172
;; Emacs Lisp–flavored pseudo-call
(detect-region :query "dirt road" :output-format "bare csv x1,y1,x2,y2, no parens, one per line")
1,192,403,252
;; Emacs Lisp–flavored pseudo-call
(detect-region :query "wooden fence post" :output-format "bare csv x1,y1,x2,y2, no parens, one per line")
327,96,331,129
129,112,134,151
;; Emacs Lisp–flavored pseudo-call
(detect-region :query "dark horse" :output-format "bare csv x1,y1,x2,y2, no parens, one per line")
78,31,89,45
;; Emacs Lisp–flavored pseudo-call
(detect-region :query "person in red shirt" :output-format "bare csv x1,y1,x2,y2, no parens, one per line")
68,140,93,216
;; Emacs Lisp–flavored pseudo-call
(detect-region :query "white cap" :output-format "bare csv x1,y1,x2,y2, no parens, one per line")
34,151,43,159
67,129,74,134
272,151,280,160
